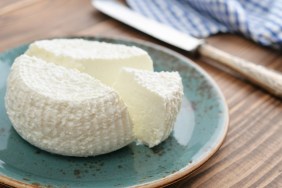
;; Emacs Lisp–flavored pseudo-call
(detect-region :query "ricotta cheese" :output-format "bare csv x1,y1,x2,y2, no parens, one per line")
5,55,134,157
25,39,154,86
113,68,183,147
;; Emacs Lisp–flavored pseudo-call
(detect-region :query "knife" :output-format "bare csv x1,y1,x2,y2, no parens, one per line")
93,0,282,97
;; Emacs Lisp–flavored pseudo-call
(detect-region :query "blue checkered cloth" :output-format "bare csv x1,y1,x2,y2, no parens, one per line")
126,0,282,49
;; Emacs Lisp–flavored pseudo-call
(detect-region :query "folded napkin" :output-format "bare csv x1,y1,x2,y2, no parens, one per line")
126,0,282,49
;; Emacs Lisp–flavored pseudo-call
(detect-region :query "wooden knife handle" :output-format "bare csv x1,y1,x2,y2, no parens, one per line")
199,44,282,98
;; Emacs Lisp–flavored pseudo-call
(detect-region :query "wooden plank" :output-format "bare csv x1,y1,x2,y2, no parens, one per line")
0,0,21,9
0,0,108,51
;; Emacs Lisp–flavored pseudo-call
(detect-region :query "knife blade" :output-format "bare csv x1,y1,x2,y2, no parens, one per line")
92,0,282,98
93,0,203,52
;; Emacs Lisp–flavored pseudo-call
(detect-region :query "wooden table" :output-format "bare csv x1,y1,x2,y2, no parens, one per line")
0,0,281,187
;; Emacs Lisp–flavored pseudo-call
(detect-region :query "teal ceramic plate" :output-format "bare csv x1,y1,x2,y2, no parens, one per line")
0,37,228,188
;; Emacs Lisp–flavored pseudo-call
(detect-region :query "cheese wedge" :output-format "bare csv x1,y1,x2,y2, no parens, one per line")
5,55,133,157
25,39,153,86
113,68,183,147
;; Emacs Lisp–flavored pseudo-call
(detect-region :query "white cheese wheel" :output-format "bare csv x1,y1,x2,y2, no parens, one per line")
25,39,153,86
113,68,183,147
5,55,134,157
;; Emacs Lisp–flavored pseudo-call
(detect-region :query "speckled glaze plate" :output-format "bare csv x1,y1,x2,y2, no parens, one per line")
0,36,228,188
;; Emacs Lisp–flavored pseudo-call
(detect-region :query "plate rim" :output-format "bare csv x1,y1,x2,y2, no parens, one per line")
0,35,229,188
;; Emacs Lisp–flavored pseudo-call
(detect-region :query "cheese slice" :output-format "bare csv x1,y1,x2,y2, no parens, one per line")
113,68,183,147
25,39,153,86
5,55,134,157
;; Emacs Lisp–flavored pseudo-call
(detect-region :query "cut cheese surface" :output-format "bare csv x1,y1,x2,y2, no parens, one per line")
25,39,154,86
113,68,183,147
5,55,134,157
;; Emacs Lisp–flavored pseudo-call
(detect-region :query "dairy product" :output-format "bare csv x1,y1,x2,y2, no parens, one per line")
5,39,184,157
25,39,153,86
5,55,133,157
113,68,183,147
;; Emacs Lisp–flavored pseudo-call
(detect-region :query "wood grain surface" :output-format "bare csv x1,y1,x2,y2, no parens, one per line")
0,0,281,187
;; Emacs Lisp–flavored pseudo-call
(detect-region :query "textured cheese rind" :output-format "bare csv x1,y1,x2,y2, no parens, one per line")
25,39,154,86
5,55,134,157
113,68,183,147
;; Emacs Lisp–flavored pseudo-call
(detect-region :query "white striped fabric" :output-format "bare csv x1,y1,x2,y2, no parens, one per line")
126,0,282,49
